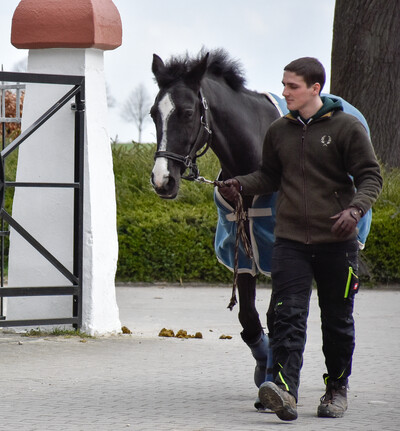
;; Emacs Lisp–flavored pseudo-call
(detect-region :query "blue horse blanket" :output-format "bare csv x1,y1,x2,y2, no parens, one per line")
214,93,372,275
214,189,276,275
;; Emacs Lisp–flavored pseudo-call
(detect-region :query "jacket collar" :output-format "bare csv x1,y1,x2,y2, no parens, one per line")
286,96,343,124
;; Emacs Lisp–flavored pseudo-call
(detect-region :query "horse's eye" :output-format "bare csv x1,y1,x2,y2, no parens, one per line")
183,109,194,119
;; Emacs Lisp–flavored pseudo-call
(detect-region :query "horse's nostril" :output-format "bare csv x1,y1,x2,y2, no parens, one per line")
166,176,175,190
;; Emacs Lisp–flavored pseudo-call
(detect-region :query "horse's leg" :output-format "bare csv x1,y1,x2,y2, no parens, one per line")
237,272,263,341
237,272,273,409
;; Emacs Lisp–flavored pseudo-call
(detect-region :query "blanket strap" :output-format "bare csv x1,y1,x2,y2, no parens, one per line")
202,179,254,310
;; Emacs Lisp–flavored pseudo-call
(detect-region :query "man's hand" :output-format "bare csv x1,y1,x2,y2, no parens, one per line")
331,207,362,238
218,178,241,202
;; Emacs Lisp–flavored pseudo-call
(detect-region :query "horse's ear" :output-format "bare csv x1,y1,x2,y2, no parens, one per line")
185,52,209,88
152,54,165,86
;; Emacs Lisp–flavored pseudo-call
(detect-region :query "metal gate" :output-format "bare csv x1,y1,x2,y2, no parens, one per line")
0,71,84,329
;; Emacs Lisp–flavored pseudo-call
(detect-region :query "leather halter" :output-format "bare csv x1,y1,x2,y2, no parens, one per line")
154,89,212,181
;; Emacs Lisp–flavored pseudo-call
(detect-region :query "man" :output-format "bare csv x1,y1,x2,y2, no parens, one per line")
219,57,382,421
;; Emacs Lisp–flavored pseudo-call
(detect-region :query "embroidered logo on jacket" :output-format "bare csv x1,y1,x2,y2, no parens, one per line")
321,135,332,147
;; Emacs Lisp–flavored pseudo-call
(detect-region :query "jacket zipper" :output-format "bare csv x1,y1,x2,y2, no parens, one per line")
301,124,310,243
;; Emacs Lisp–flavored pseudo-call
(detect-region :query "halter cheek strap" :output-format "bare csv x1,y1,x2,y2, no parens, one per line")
154,88,212,181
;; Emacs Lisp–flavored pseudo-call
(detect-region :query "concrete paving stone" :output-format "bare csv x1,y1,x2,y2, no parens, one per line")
0,285,399,430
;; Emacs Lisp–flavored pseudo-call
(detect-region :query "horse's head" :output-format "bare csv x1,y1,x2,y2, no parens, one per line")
150,52,210,199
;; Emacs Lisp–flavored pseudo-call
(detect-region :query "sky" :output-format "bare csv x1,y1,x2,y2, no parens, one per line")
0,0,336,143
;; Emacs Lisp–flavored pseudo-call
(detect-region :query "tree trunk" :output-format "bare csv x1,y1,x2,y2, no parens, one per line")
331,0,400,167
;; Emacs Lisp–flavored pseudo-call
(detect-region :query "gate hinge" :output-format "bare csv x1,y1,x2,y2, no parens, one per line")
70,101,86,112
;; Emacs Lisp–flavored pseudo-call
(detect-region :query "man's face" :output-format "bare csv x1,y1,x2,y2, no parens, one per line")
282,71,319,113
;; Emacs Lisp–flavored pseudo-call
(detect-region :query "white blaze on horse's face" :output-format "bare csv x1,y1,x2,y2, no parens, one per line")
152,92,175,188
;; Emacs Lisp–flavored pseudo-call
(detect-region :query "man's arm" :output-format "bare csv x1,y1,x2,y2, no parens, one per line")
331,119,382,238
218,128,282,201
345,120,383,214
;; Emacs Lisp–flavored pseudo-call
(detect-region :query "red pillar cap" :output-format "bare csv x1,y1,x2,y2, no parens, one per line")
11,0,122,50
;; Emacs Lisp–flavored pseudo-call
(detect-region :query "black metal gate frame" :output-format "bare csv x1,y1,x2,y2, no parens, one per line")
0,71,85,329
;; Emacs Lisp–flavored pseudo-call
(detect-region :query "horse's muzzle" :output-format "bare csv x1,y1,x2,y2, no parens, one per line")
151,173,178,199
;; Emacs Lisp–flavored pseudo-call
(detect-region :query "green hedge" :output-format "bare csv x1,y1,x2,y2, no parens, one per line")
361,167,400,283
361,208,400,283
2,148,18,266
117,207,230,282
114,143,400,284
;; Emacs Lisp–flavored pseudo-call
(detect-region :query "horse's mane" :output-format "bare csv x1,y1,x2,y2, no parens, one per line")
158,48,246,90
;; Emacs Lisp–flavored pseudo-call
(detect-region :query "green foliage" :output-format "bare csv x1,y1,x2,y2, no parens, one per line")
2,147,19,268
5,148,18,212
373,166,400,210
361,168,400,283
117,208,231,282
113,145,400,284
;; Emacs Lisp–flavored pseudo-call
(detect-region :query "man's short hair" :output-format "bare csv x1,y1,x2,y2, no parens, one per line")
284,57,326,92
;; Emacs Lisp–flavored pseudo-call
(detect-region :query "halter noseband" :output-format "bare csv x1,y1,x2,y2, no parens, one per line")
154,88,212,181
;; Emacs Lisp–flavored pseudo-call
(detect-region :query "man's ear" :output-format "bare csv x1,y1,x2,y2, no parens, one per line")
313,82,321,95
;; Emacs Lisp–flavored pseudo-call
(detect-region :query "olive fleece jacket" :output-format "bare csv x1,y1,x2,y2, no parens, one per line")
235,98,383,244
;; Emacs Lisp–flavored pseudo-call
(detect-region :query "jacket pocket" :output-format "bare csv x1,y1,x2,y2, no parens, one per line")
334,191,344,211
344,265,360,299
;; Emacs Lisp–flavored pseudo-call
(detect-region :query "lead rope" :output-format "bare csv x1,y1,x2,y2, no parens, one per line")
212,180,253,310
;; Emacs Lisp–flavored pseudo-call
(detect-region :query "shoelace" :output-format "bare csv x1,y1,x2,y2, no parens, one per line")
320,385,346,404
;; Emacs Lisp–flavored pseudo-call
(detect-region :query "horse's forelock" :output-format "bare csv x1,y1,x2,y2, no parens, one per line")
154,58,189,88
156,49,246,90
205,49,246,90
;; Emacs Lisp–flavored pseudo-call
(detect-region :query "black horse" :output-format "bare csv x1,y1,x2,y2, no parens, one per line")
150,49,280,407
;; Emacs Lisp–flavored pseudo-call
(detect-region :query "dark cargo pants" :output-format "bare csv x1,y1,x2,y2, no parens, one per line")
267,238,358,401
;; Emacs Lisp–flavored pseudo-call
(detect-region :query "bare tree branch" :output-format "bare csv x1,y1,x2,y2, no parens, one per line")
121,83,151,143
106,83,116,109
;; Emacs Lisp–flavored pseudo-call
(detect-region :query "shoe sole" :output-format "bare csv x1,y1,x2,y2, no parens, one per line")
259,382,298,421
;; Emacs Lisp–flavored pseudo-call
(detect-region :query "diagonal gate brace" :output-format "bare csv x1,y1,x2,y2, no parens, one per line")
1,208,78,285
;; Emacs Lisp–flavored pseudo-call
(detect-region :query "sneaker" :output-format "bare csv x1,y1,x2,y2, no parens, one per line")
258,381,297,421
317,379,348,418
